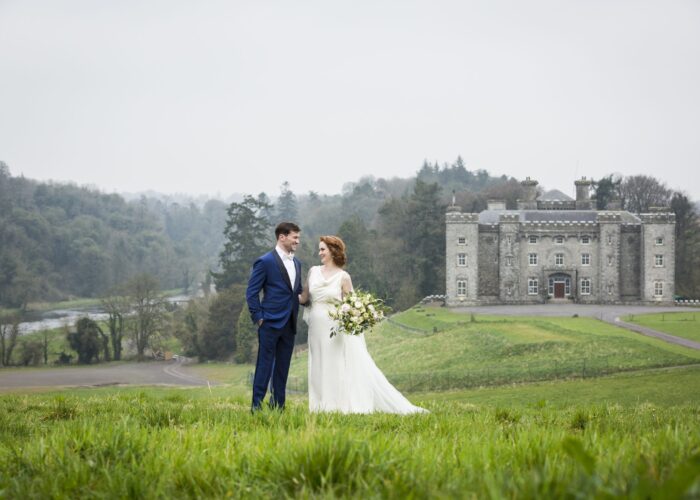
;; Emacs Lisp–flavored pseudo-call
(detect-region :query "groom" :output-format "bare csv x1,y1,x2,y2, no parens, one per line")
246,222,303,411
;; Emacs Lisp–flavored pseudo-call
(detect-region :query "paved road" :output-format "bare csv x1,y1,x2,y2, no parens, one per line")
452,304,700,350
0,358,211,391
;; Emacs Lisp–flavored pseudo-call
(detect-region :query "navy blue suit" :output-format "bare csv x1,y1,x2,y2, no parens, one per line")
246,249,302,410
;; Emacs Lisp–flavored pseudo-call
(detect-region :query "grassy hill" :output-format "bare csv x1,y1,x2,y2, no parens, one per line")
288,306,700,391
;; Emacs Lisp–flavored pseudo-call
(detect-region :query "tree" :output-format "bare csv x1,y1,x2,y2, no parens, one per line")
67,317,103,364
407,180,446,298
235,308,257,363
276,181,298,223
620,175,671,213
101,293,129,361
337,216,382,294
593,175,622,209
173,299,208,358
19,339,43,366
0,320,19,366
199,285,246,361
126,273,165,361
213,195,273,290
671,192,700,297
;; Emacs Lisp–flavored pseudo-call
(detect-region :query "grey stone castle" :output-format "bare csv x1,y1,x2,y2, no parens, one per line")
446,178,675,306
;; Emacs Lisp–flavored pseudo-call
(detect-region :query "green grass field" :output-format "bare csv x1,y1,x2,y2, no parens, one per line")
625,311,700,343
1,383,699,498
286,307,700,392
3,307,700,498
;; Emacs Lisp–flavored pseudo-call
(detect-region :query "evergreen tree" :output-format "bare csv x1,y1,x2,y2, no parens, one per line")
67,317,103,364
276,181,298,223
213,195,273,290
235,308,258,363
199,285,246,361
593,175,622,209
671,192,700,297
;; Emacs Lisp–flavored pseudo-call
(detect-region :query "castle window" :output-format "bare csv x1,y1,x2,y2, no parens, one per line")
607,283,614,295
528,253,538,266
581,235,591,244
654,254,664,267
529,235,538,244
457,237,466,245
581,253,590,266
554,235,564,244
505,256,513,267
548,278,554,295
655,237,664,246
654,281,663,297
580,278,591,295
607,255,613,266
457,253,467,266
607,234,613,244
457,280,467,297
528,278,539,295
555,253,564,266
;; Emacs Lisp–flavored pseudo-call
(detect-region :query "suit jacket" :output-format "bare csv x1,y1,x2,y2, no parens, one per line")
246,249,302,331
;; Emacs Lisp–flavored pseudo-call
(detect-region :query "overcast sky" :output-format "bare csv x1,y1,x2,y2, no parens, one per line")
1,0,699,200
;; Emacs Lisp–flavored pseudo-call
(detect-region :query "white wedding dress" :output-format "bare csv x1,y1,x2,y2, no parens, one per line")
304,266,426,414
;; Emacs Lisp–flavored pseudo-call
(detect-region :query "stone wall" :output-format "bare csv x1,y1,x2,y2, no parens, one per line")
597,213,622,304
478,227,499,297
619,225,641,300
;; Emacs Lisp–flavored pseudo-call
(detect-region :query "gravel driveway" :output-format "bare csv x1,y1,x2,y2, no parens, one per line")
0,358,211,391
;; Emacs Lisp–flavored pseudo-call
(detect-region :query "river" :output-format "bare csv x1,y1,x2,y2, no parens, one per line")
15,294,195,335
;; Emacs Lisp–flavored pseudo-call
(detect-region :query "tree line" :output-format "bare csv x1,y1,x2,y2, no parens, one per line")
1,158,698,365
0,161,226,309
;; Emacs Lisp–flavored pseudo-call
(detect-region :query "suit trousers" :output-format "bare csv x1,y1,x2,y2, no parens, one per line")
251,317,295,410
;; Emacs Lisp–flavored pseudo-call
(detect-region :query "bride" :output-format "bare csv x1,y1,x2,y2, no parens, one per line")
299,235,426,414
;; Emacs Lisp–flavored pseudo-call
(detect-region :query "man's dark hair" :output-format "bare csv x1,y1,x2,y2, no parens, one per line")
275,222,301,239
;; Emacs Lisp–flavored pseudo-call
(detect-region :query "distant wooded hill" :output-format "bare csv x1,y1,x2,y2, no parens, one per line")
1,158,697,310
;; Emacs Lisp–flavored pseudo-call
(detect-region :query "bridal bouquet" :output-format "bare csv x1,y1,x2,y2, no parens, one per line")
329,290,389,338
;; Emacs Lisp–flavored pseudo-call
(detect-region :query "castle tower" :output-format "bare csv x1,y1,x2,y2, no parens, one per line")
445,206,479,306
517,177,538,210
575,177,593,210
640,212,675,303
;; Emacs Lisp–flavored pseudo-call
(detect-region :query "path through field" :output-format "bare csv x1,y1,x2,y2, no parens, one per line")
0,357,212,391
454,304,700,350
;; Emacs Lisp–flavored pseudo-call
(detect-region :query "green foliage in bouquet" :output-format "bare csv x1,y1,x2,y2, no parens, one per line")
328,290,390,338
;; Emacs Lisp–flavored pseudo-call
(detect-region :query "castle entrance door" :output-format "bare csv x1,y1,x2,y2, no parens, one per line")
548,273,571,299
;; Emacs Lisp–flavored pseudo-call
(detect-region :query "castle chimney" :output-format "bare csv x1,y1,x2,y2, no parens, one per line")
575,177,593,210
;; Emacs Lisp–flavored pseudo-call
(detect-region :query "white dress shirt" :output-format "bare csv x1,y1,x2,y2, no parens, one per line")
275,245,296,286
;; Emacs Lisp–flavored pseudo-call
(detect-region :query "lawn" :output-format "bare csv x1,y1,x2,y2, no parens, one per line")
624,311,700,343
1,384,699,498
287,306,700,392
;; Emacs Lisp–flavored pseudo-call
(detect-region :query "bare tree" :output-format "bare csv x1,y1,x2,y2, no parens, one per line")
620,175,671,213
0,320,19,366
126,274,165,361
101,293,129,361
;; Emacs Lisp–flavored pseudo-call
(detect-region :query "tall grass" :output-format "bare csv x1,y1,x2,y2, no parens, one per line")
1,389,699,498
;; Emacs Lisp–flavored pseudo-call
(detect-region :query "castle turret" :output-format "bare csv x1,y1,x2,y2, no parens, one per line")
575,177,593,210
517,177,538,210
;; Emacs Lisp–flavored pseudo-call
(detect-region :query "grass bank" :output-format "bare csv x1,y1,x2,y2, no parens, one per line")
287,306,700,392
624,311,700,343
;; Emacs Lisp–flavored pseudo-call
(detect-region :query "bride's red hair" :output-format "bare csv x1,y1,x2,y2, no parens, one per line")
320,235,346,267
